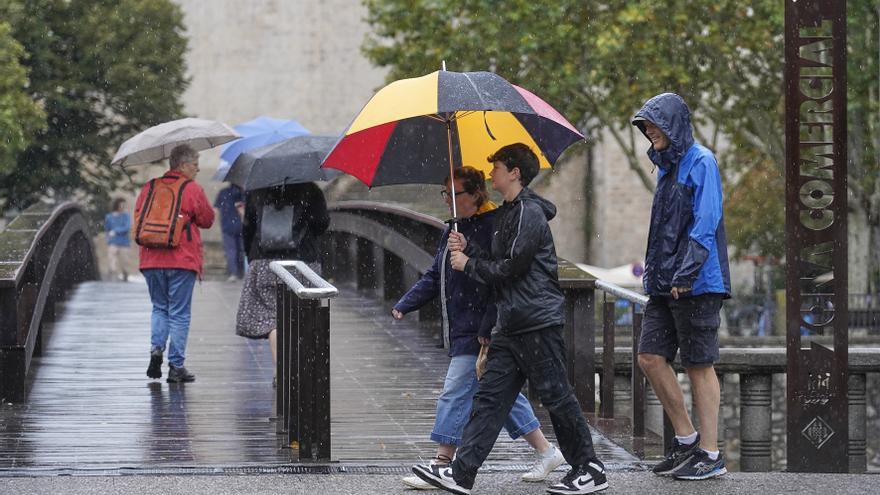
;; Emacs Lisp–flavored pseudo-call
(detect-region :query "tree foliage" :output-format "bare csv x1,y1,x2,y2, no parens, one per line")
0,0,189,213
0,21,44,175
362,1,879,269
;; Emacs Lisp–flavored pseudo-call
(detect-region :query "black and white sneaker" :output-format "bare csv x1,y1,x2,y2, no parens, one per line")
546,461,608,494
412,463,471,495
652,433,700,476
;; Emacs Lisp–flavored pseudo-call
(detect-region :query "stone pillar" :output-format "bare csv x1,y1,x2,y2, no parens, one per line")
740,373,772,472
849,373,867,473
614,373,632,419
645,386,664,437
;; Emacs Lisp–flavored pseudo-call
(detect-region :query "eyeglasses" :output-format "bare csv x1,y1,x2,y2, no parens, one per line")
440,190,467,200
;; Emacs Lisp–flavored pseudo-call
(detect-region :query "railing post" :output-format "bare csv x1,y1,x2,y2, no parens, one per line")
849,373,867,473
272,261,336,462
356,237,375,293
600,299,615,418
740,373,772,471
382,250,404,302
563,284,595,414
632,307,646,437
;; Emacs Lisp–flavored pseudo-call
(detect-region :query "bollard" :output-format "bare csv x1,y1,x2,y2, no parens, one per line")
271,261,337,462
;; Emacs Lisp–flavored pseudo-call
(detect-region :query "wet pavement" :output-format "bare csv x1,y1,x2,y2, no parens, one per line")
0,280,638,474
2,471,878,495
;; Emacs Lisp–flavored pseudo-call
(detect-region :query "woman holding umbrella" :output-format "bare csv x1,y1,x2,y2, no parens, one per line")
392,166,564,490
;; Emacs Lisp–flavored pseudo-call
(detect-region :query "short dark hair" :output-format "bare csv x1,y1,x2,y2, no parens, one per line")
447,166,489,208
486,143,539,186
112,197,127,211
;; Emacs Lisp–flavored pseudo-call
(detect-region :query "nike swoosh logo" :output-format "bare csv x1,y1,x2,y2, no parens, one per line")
576,476,594,487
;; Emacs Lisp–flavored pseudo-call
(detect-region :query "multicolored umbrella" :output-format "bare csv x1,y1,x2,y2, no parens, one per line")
320,69,584,217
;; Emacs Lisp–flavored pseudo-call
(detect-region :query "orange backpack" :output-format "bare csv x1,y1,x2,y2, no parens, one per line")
132,176,193,248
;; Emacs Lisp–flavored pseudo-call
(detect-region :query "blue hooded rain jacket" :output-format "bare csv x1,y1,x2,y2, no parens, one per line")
632,93,731,297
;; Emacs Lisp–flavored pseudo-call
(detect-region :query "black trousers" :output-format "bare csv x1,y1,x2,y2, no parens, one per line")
451,325,599,487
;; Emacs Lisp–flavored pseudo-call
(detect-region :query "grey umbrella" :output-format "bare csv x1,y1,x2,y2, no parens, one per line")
111,117,240,166
223,135,341,190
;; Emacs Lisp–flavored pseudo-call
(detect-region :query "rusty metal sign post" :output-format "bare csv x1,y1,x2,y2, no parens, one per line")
784,0,848,473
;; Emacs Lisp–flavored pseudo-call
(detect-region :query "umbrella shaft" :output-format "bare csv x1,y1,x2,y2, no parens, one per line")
446,121,458,232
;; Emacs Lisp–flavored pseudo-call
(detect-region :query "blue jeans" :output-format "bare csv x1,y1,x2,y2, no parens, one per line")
431,354,540,445
143,269,197,368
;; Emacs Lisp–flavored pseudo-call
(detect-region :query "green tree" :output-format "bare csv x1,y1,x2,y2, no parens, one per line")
0,21,44,176
0,0,189,213
362,0,879,283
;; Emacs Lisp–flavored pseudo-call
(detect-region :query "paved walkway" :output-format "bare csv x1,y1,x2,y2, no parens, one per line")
0,279,636,473
3,471,878,494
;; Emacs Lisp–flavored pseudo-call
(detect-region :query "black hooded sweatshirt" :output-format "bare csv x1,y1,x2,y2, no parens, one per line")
463,187,565,335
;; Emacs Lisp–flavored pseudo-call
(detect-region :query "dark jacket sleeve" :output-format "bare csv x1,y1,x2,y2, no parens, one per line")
477,292,496,339
306,184,330,236
393,231,446,314
242,192,259,257
465,202,543,284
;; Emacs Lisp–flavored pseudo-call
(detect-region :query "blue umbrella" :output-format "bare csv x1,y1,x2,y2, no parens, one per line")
213,116,309,180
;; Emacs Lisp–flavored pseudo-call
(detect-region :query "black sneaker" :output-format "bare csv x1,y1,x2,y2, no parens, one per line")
672,449,727,480
146,349,163,379
412,463,471,495
652,434,700,476
166,365,195,383
546,461,608,494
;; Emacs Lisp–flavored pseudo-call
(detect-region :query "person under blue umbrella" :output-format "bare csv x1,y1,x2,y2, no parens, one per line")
213,116,309,180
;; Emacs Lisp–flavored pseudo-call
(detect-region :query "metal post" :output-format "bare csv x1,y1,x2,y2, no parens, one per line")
600,299,615,418
632,307,646,437
564,286,595,413
784,0,849,472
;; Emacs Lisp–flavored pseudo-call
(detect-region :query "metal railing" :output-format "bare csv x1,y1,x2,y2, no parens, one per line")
324,202,600,409
592,279,880,472
270,260,338,461
595,280,648,436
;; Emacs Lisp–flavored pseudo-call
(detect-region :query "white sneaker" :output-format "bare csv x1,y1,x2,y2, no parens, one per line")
522,444,566,482
401,474,438,490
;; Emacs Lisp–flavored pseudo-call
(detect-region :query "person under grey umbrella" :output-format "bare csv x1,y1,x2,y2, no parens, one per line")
221,135,340,191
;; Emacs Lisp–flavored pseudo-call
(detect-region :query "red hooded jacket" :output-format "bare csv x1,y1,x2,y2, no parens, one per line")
135,170,215,275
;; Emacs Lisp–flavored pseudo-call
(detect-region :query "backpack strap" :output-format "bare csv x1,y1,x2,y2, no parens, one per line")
134,179,157,245
165,178,193,248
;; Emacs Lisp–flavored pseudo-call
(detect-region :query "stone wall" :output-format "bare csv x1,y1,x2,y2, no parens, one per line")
171,0,388,241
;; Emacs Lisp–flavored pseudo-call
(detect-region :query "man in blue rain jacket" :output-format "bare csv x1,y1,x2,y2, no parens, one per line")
633,93,731,481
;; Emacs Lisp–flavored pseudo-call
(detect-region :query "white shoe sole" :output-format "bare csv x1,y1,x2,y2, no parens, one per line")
674,467,727,480
402,475,438,490
546,481,609,494
412,465,471,495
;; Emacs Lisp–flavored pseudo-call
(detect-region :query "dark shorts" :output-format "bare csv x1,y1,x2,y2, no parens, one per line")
638,294,723,368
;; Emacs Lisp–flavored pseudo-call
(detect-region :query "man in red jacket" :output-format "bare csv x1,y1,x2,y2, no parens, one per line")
135,144,215,383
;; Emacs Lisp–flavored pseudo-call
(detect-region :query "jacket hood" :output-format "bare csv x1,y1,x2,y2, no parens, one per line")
632,93,695,169
512,187,556,221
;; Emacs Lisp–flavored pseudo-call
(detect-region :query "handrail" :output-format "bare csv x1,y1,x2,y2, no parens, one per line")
0,200,97,402
269,261,338,299
595,279,648,305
